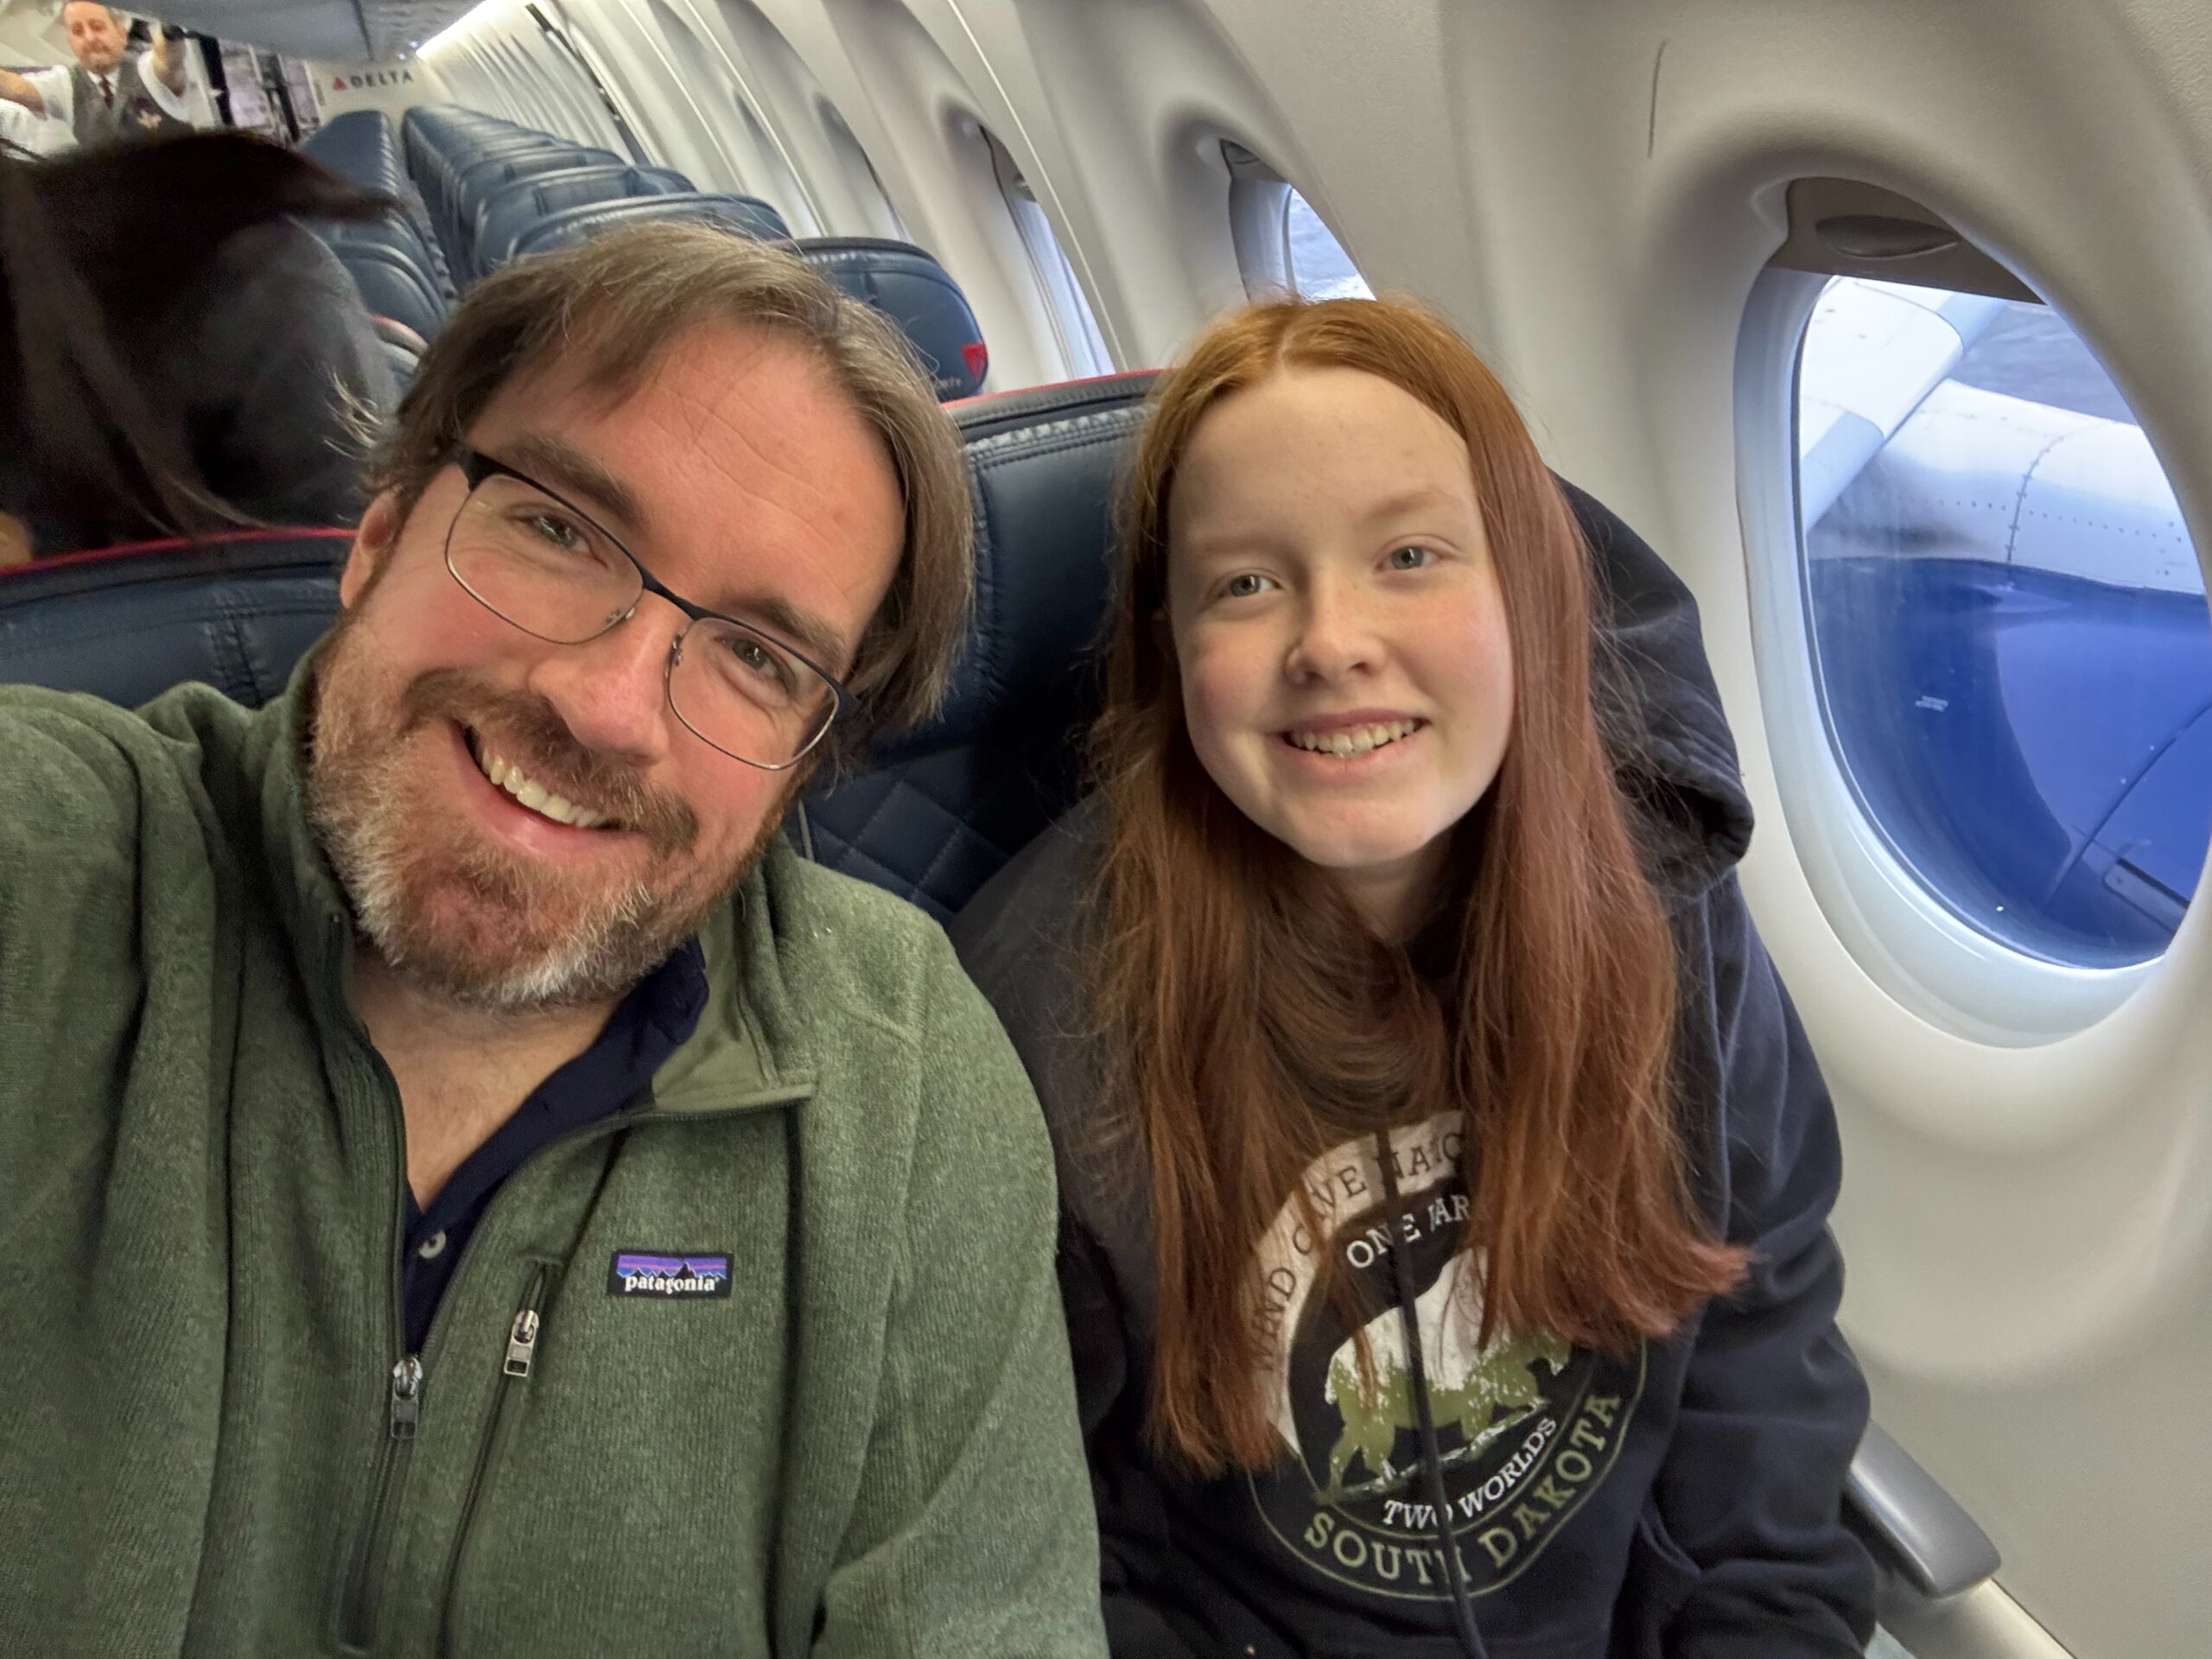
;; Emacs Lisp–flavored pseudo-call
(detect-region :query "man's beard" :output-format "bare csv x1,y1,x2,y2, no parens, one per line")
306,623,791,1014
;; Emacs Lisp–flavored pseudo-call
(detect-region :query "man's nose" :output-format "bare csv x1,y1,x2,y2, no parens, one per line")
523,601,683,766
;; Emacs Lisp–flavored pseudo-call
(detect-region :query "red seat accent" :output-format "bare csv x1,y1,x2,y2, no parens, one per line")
0,526,356,581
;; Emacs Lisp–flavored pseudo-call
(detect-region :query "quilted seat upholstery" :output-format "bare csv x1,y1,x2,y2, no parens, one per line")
0,531,353,708
801,373,1160,919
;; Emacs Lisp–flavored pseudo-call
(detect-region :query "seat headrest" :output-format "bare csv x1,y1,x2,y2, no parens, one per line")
302,111,403,194
802,372,1160,918
507,192,791,261
453,147,625,207
794,237,987,400
471,163,695,278
0,531,353,708
321,238,445,341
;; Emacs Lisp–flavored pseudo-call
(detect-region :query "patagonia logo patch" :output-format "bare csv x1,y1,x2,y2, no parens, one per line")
607,1251,732,1299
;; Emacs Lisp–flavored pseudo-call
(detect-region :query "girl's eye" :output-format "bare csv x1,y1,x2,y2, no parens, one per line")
1385,544,1433,570
1222,572,1272,600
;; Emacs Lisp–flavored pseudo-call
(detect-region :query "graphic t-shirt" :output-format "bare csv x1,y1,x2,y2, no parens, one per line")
1242,1112,1646,1606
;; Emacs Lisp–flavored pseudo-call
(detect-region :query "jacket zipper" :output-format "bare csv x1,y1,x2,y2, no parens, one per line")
435,1267,550,1655
338,1352,424,1648
316,923,807,1656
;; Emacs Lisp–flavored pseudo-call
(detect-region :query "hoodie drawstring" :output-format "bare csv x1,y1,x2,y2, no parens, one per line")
1374,1130,1490,1659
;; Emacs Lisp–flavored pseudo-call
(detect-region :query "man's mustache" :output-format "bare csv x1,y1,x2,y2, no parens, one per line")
401,668,699,858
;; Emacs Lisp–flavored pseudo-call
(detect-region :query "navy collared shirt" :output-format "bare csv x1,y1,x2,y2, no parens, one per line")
399,939,710,1353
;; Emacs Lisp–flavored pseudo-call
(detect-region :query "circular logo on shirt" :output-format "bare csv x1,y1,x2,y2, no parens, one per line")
1245,1116,1645,1601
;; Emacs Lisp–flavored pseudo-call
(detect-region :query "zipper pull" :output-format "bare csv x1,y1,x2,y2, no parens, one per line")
503,1309,541,1378
389,1355,423,1440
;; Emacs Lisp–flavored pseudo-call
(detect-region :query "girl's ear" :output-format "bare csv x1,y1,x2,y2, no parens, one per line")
339,491,404,609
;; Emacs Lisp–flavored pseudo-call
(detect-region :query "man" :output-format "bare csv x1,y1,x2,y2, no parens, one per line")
0,224,1108,1657
0,2,191,149
0,82,67,155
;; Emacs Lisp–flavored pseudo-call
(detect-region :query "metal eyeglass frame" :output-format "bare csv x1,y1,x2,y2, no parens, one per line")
444,446,855,772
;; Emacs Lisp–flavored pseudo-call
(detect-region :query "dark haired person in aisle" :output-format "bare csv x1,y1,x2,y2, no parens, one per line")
0,131,397,558
0,3,193,149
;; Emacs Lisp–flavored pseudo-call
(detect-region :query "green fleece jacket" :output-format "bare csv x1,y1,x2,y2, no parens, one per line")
0,673,1108,1659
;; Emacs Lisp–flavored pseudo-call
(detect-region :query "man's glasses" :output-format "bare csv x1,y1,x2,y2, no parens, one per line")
442,448,852,772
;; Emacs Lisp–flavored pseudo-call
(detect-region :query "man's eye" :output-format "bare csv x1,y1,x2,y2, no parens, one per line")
1386,544,1433,569
525,512,585,550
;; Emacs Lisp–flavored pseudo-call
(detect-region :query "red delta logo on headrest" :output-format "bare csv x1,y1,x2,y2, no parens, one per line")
331,78,346,91
960,341,988,380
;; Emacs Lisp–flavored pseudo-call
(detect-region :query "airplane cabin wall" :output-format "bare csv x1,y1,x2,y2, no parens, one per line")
412,1,2212,1651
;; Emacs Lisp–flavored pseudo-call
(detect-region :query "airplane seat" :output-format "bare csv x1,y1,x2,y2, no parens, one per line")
404,121,571,266
302,110,455,299
448,147,627,258
0,530,353,709
368,315,427,390
798,372,1160,918
317,233,446,342
469,163,695,281
793,237,988,401
421,139,575,264
505,193,793,263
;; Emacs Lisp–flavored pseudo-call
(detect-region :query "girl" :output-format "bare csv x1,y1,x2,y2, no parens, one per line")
953,298,1875,1658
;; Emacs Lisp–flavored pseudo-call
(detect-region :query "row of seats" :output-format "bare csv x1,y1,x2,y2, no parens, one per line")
299,110,454,348
0,356,1991,1630
0,372,1154,918
303,105,991,401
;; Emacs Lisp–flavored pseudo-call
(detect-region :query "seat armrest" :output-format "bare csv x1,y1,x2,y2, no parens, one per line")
1844,1421,2002,1605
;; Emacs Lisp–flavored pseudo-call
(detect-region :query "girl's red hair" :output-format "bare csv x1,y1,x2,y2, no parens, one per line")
1090,297,1746,1475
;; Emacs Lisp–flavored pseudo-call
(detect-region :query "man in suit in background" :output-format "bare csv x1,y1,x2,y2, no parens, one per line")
0,3,191,149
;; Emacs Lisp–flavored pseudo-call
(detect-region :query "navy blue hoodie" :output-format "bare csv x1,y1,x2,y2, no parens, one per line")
950,485,1877,1659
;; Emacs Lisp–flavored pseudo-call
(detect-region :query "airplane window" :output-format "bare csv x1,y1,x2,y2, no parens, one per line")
985,130,1112,378
1796,276,2209,965
818,99,907,241
1286,190,1372,301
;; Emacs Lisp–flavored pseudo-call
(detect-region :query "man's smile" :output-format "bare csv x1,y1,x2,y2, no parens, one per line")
462,725,617,830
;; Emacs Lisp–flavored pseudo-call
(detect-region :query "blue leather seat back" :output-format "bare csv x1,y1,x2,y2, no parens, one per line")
403,105,528,181
303,110,454,298
471,164,694,279
427,141,570,251
408,126,571,267
0,531,353,708
449,148,626,264
795,238,988,401
320,234,446,340
801,373,1158,918
507,192,792,260
302,110,400,187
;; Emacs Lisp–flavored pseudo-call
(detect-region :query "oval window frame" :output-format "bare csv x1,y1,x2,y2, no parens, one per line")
1738,235,2206,1042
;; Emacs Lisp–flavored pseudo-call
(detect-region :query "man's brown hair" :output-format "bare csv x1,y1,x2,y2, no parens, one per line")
1090,296,1748,1476
369,222,972,753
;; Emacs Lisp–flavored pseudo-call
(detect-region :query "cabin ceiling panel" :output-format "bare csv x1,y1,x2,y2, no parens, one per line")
149,0,482,62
